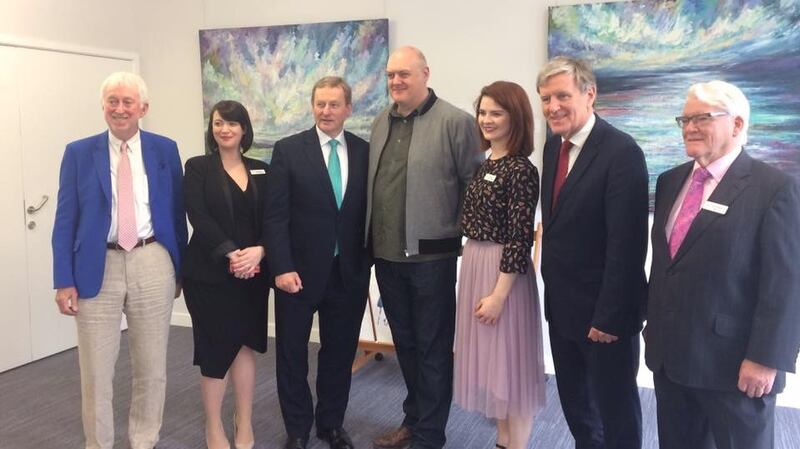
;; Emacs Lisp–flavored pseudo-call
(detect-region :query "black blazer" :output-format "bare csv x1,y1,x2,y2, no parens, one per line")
182,153,269,283
540,115,649,341
264,127,370,301
646,150,800,393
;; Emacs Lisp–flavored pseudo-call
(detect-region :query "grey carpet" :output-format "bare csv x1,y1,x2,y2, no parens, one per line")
1,326,798,449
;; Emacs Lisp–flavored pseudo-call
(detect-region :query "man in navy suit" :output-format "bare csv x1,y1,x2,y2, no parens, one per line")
265,76,370,449
537,57,649,449
51,72,187,449
646,80,800,449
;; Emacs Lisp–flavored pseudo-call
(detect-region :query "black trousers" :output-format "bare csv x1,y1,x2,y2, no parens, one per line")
549,326,642,449
275,258,368,439
374,257,457,449
653,369,776,449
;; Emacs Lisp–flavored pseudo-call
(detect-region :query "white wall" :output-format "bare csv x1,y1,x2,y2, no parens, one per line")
5,0,798,407
0,0,583,331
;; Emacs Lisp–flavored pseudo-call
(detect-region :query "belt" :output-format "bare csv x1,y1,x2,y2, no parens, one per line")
106,236,157,250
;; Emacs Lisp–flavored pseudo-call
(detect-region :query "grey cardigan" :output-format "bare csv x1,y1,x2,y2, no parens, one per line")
366,92,481,257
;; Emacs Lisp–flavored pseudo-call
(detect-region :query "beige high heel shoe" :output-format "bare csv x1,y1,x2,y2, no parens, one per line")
233,411,255,449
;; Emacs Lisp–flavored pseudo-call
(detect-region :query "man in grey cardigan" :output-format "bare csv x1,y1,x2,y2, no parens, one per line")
367,46,481,449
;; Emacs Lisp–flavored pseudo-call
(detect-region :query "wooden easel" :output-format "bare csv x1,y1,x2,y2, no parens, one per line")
352,291,394,373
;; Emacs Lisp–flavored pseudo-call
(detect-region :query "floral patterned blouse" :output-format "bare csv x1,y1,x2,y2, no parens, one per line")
461,154,539,274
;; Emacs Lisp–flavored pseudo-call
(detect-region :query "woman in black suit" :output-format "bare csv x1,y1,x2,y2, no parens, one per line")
183,100,269,449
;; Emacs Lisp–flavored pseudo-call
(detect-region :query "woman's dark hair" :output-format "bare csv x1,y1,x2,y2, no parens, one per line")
474,81,534,157
206,100,254,153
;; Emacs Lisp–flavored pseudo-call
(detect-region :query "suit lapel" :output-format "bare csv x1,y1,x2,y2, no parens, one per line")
671,151,752,264
341,131,365,212
541,136,558,224
140,131,161,201
213,153,235,224
301,127,339,211
654,162,693,255
548,117,603,224
92,132,112,205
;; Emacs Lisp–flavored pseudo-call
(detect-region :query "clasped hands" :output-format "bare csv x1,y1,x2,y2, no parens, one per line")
227,246,264,279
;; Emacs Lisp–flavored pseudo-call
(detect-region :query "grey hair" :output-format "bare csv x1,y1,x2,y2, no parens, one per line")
687,80,749,144
100,71,149,104
536,56,596,94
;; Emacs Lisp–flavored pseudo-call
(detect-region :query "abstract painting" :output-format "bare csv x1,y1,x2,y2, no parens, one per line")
548,0,800,207
199,19,389,162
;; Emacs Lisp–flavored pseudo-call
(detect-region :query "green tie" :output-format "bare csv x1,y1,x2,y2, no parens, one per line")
328,139,342,256
328,139,343,209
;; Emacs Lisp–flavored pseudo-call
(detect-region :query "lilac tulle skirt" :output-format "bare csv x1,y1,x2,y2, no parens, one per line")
454,239,546,418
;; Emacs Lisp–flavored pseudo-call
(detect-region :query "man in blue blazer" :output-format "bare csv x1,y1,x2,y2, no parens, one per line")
51,72,187,449
538,57,649,449
647,80,800,449
265,77,370,449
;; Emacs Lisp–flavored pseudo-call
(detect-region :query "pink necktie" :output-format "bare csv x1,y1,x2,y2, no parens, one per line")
668,167,711,258
551,140,573,211
117,142,138,251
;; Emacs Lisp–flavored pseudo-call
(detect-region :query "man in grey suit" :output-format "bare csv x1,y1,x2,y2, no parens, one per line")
646,80,800,449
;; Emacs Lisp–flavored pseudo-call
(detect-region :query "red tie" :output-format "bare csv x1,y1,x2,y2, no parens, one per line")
117,142,138,251
551,140,573,211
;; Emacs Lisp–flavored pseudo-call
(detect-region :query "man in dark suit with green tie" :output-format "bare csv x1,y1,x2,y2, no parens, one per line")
265,76,370,449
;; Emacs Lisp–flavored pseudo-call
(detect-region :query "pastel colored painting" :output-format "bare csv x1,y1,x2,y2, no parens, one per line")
548,0,800,208
199,19,389,162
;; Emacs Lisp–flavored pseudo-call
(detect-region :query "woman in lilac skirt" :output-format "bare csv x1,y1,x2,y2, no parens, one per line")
454,81,546,449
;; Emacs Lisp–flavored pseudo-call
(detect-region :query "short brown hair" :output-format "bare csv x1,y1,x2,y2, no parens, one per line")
475,81,534,157
311,76,352,105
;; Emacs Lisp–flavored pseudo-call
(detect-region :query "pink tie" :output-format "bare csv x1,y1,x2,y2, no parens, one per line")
117,142,138,251
668,167,711,258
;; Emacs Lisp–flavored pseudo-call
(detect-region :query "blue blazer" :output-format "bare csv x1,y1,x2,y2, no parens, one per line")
52,130,188,299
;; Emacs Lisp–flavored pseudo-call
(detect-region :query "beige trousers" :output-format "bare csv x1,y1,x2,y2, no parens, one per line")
75,243,175,449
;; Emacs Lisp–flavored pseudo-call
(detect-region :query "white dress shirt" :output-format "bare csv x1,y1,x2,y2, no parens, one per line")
107,130,153,242
665,146,742,238
561,113,597,174
316,127,349,194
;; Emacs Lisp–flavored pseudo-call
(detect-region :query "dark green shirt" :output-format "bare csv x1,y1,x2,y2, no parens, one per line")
372,95,457,262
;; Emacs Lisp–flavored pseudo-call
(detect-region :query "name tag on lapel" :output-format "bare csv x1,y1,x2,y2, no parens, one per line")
483,173,497,182
702,201,728,215
250,169,266,175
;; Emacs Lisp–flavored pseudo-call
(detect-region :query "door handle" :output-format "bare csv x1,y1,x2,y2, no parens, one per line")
26,195,49,214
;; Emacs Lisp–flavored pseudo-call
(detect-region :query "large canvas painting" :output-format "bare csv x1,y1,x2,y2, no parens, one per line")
548,0,800,207
199,19,389,162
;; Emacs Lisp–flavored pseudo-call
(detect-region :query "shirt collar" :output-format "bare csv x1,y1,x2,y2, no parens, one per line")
315,126,345,148
390,88,438,118
108,130,141,153
562,113,596,149
695,145,742,182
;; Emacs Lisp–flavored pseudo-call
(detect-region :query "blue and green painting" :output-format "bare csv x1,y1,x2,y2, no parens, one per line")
199,19,389,162
548,0,800,208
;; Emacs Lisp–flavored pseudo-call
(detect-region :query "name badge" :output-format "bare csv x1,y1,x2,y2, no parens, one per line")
250,169,266,175
702,200,728,215
484,173,497,182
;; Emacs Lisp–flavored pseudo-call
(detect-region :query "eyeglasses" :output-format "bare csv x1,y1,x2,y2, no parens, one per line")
675,112,729,128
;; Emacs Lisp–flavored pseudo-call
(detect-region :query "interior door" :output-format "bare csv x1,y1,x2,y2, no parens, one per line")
0,40,135,371
18,48,134,360
0,45,32,372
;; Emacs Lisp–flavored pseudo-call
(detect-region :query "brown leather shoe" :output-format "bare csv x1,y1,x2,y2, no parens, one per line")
372,426,412,449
